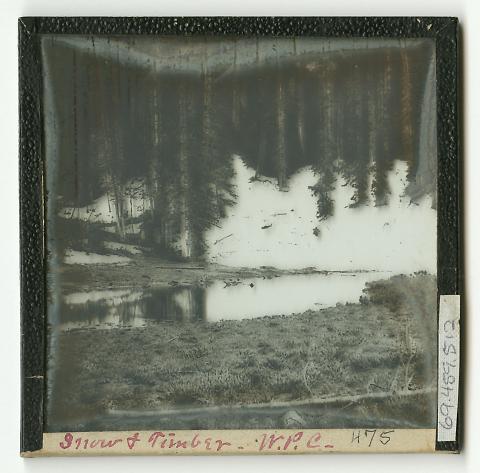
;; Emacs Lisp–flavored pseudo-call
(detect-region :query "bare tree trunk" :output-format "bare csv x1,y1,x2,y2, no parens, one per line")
373,51,394,207
232,40,240,130
276,78,288,190
286,38,305,165
148,84,165,246
178,81,192,259
322,61,335,163
72,50,79,216
400,46,414,169
366,62,377,170
110,64,126,240
111,177,126,240
255,39,266,178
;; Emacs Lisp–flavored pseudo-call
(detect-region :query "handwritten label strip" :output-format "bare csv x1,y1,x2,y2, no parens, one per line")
22,429,436,456
437,295,461,443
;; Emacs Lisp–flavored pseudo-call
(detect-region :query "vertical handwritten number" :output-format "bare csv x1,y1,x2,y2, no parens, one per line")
440,402,454,417
441,384,454,397
444,320,455,332
444,360,456,369
443,373,455,385
443,341,456,356
440,416,453,430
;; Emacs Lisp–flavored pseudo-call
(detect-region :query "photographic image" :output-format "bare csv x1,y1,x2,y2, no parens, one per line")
42,35,438,433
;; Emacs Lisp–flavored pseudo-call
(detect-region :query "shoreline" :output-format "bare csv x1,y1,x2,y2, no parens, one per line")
55,254,392,294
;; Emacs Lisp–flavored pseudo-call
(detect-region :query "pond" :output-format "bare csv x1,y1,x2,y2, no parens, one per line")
53,271,392,331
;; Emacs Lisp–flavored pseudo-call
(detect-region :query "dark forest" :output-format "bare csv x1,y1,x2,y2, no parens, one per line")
42,37,436,260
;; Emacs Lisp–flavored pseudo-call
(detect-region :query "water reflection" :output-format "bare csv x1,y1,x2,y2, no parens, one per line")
205,272,390,322
57,272,390,330
57,286,206,330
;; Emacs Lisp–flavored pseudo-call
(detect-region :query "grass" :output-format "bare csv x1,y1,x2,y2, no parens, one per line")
47,273,437,431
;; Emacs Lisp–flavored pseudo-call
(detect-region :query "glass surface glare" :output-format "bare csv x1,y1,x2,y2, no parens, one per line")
41,35,438,432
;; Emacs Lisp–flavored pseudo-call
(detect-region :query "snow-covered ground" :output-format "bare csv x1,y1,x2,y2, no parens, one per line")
64,249,131,265
60,177,151,225
59,156,436,274
103,241,143,255
205,156,436,274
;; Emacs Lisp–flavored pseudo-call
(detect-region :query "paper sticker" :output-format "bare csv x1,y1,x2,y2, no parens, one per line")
22,429,437,456
437,295,460,442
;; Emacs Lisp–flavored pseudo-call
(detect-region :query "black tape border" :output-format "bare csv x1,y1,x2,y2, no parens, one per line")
18,16,460,454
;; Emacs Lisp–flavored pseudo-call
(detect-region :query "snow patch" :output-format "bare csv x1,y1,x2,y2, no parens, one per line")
64,250,131,265
103,241,143,255
205,156,436,274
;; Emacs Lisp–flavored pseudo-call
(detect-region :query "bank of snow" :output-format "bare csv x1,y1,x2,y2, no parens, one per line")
205,157,437,274
64,250,131,265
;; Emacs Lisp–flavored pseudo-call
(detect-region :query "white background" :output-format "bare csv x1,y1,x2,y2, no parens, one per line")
0,1,478,471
